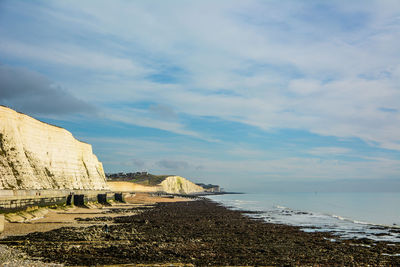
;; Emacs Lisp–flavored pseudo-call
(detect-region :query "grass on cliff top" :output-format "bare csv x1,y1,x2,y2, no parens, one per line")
108,174,170,186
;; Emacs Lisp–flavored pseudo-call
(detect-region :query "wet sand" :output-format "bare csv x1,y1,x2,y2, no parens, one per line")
1,197,400,266
124,192,195,204
2,204,129,238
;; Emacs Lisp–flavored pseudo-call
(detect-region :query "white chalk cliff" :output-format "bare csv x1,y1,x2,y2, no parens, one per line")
0,106,108,190
159,176,204,194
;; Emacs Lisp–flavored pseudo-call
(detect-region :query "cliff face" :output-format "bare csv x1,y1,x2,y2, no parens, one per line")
160,176,204,194
0,106,108,190
107,181,162,192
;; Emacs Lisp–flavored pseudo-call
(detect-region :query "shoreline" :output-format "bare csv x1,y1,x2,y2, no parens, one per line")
0,197,399,265
207,193,400,243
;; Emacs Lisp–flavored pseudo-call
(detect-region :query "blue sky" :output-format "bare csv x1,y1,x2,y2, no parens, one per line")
1,0,400,191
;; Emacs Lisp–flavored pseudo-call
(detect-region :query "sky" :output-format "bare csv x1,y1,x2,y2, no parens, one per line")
1,0,400,192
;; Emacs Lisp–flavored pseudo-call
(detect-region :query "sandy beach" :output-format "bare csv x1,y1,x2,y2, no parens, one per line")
0,193,190,238
0,193,191,266
0,195,399,266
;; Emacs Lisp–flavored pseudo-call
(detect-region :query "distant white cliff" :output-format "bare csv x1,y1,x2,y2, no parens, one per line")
107,175,205,194
0,106,108,190
159,176,205,194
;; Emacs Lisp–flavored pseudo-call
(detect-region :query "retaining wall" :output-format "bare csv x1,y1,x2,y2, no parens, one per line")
0,190,115,211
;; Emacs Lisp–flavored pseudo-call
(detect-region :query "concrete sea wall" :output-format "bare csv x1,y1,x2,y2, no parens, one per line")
0,190,117,212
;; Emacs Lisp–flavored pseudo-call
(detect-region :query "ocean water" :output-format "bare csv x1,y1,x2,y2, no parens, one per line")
207,192,400,242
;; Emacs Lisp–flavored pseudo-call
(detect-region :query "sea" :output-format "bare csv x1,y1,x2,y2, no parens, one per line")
207,192,400,243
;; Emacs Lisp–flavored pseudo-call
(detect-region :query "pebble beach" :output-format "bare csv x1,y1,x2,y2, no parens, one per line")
0,194,399,266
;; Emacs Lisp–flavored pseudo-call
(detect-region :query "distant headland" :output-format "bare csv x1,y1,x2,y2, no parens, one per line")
106,171,223,195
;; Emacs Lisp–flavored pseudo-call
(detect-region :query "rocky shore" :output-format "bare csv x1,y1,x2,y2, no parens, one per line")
1,199,400,266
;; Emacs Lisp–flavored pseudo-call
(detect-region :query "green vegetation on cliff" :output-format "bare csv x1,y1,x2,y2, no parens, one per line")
131,174,169,186
106,172,169,186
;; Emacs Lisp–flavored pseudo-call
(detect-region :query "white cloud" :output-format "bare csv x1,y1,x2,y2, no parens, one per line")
0,65,96,115
80,134,400,189
228,147,267,158
2,0,400,153
288,79,322,95
0,39,147,74
102,107,218,142
308,147,352,156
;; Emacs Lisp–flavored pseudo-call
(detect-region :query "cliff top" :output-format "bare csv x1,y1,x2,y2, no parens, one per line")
0,105,89,145
106,172,170,186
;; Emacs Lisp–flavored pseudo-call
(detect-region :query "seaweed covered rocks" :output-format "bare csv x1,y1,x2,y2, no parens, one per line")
1,200,400,266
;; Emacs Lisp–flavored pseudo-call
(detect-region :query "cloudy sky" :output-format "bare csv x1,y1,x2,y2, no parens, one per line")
1,0,400,192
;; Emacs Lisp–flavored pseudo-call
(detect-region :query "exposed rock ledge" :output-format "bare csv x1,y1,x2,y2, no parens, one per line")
0,106,108,190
